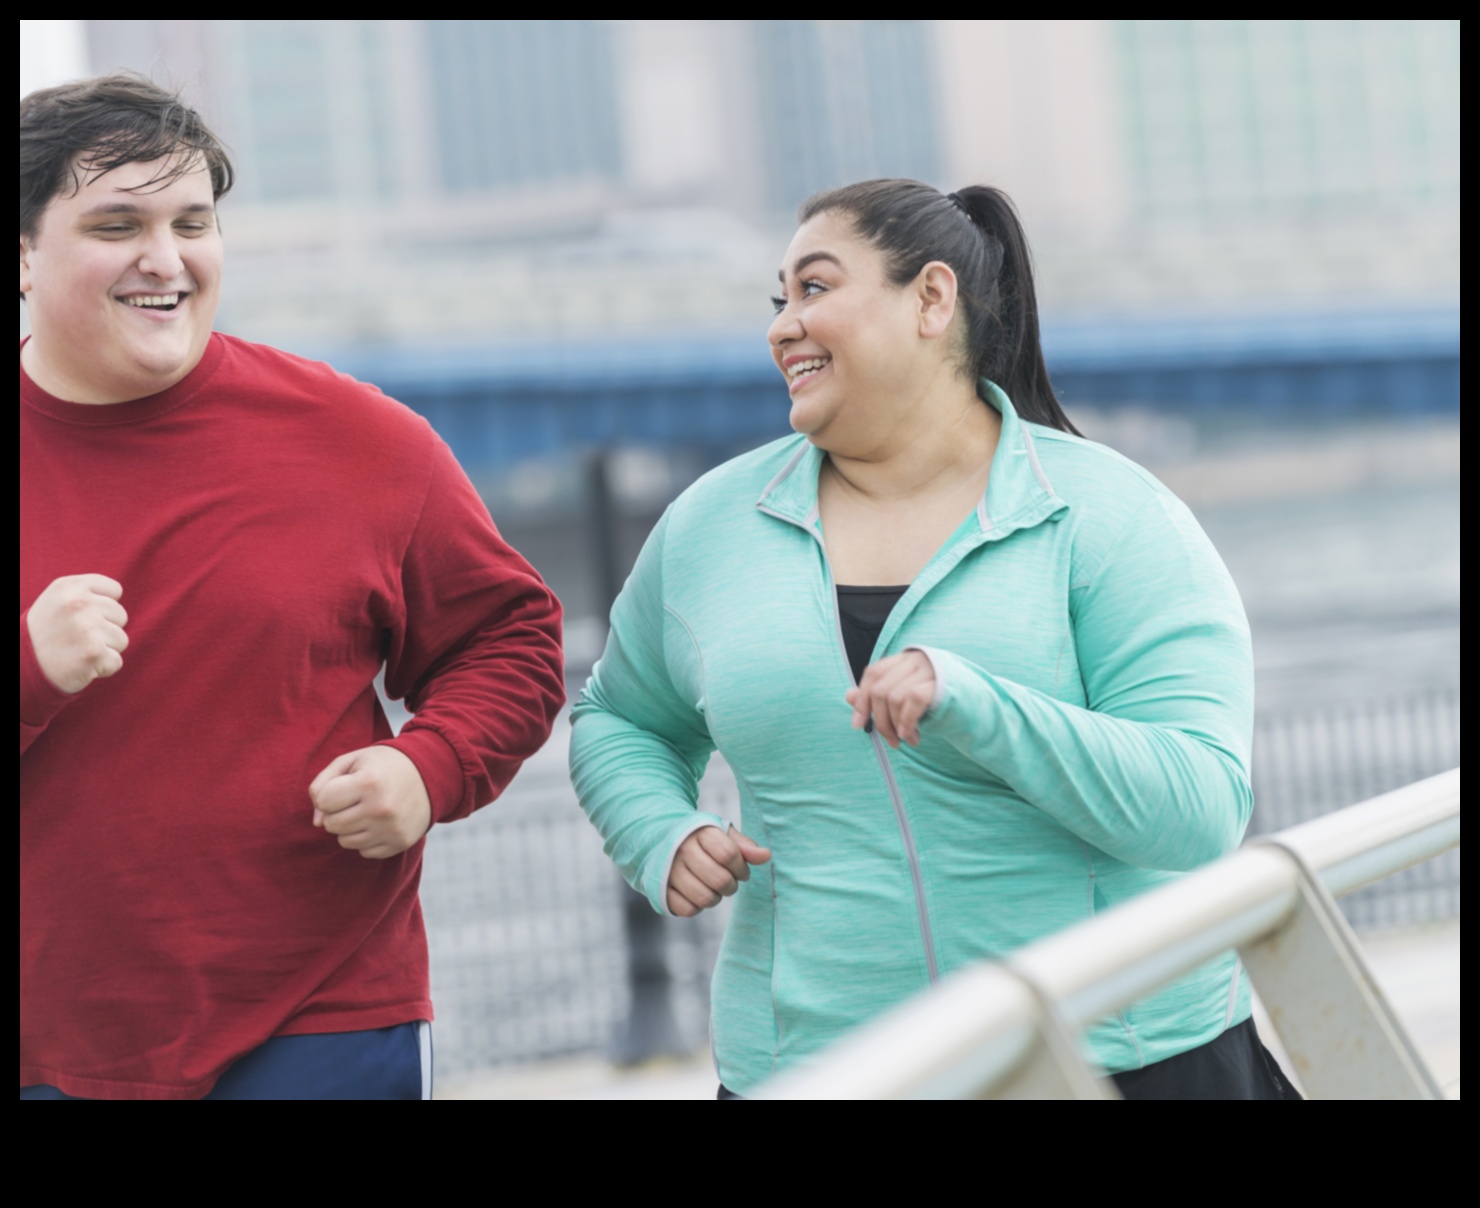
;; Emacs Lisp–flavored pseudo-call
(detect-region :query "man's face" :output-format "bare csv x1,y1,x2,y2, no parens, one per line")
20,154,222,404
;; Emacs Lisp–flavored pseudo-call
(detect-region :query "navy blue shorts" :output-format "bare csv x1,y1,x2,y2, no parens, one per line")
21,1021,431,1101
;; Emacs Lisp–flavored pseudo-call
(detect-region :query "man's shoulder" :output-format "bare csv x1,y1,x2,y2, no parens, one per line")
214,334,437,445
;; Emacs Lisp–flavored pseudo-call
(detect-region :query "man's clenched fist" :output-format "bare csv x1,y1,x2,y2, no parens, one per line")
309,745,432,860
26,574,129,694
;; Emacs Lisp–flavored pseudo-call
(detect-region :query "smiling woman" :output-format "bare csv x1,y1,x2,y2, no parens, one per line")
571,178,1299,1100
19,73,232,404
770,182,1078,445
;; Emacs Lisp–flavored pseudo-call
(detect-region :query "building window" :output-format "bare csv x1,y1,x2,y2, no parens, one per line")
753,20,941,214
425,20,623,194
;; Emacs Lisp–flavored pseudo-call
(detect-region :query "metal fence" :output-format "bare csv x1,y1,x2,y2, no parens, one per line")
421,687,1460,1084
761,769,1461,1099
1249,689,1460,928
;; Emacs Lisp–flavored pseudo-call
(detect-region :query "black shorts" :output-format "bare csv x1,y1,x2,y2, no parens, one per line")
1111,1016,1300,1100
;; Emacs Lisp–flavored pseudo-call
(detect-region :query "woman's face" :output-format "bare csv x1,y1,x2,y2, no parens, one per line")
768,211,930,452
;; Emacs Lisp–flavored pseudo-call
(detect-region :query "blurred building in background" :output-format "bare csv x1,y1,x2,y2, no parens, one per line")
73,19,1458,349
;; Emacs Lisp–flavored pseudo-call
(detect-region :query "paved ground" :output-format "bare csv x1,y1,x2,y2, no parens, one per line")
437,919,1459,1099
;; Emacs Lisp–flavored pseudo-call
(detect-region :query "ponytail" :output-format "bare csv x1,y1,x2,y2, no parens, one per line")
950,187,1077,434
798,179,1080,436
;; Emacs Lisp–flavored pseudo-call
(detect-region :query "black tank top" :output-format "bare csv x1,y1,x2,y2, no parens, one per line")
836,585,908,683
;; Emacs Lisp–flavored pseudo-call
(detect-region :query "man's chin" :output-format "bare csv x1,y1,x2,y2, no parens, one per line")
123,338,210,392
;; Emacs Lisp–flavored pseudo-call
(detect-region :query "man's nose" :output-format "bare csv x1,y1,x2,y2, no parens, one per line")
136,228,185,280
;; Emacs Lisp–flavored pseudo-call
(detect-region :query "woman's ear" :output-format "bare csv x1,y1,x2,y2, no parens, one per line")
914,260,959,341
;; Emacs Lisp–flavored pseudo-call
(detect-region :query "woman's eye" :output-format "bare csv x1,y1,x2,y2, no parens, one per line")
771,279,828,314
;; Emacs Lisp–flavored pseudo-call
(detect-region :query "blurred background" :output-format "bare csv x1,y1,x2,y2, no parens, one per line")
22,20,1459,1095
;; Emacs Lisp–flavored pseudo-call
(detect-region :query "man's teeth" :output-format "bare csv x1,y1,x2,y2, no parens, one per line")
124,294,180,308
788,358,830,378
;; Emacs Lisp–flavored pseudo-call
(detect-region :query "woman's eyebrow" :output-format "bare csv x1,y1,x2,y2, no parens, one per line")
778,251,843,283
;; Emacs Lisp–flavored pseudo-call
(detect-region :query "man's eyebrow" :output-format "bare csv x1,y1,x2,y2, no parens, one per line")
79,202,216,216
777,250,842,283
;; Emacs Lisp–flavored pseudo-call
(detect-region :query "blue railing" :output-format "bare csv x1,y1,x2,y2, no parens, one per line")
315,304,1459,474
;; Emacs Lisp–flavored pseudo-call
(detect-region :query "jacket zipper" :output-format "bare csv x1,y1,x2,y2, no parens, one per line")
758,503,941,985
868,729,939,984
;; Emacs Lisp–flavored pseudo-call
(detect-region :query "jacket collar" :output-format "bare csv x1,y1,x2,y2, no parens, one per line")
755,379,1068,542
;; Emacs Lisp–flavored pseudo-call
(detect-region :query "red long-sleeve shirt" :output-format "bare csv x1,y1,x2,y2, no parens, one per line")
20,333,564,1098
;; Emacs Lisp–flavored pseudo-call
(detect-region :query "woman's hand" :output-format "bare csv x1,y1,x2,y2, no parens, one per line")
667,825,772,917
846,651,937,748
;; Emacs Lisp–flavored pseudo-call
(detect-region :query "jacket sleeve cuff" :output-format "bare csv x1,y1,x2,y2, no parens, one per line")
654,815,729,915
381,725,467,824
19,611,75,730
902,644,951,715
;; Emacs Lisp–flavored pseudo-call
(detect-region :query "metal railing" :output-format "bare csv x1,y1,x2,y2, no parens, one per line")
419,691,1458,1081
759,768,1460,1100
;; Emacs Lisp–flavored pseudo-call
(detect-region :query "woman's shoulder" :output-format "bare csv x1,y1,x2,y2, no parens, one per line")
1026,422,1197,524
1024,422,1210,572
1025,423,1174,505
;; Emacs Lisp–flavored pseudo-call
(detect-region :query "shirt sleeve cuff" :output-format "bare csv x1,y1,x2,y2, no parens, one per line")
382,725,466,824
19,611,75,730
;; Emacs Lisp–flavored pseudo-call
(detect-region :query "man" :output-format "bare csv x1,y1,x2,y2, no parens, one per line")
20,74,565,1099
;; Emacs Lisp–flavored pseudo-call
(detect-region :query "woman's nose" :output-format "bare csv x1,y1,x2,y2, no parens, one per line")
768,301,802,348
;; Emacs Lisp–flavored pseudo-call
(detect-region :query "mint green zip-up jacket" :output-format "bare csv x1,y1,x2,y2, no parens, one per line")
570,384,1254,1093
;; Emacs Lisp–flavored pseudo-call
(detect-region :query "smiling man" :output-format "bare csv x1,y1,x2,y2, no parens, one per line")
19,74,565,1100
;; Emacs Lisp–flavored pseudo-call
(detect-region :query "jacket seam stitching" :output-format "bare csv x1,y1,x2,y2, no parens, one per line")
1052,630,1071,699
719,762,782,1071
1224,960,1243,1029
1076,493,1165,599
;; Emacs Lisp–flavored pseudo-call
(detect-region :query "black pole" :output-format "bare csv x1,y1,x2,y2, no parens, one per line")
585,451,689,1064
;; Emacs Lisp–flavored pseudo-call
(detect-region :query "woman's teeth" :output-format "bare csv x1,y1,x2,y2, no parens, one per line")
788,357,830,379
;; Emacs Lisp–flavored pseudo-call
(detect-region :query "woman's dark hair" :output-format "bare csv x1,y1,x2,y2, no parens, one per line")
20,72,234,245
799,179,1079,435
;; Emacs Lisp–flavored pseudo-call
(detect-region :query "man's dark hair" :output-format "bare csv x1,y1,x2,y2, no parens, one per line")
799,179,1079,435
20,71,234,243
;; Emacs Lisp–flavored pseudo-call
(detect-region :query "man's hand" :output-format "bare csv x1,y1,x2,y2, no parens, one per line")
26,574,129,694
309,745,432,860
667,825,771,917
845,650,937,749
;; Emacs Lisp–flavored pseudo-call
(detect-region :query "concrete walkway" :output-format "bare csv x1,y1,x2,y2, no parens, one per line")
437,919,1459,1099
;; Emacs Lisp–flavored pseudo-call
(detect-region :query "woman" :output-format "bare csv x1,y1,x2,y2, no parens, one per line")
570,180,1297,1099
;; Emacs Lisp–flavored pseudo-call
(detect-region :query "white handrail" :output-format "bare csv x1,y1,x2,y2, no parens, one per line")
759,768,1459,1099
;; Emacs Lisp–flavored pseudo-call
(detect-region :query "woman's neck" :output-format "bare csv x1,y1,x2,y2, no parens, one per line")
824,381,1001,503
